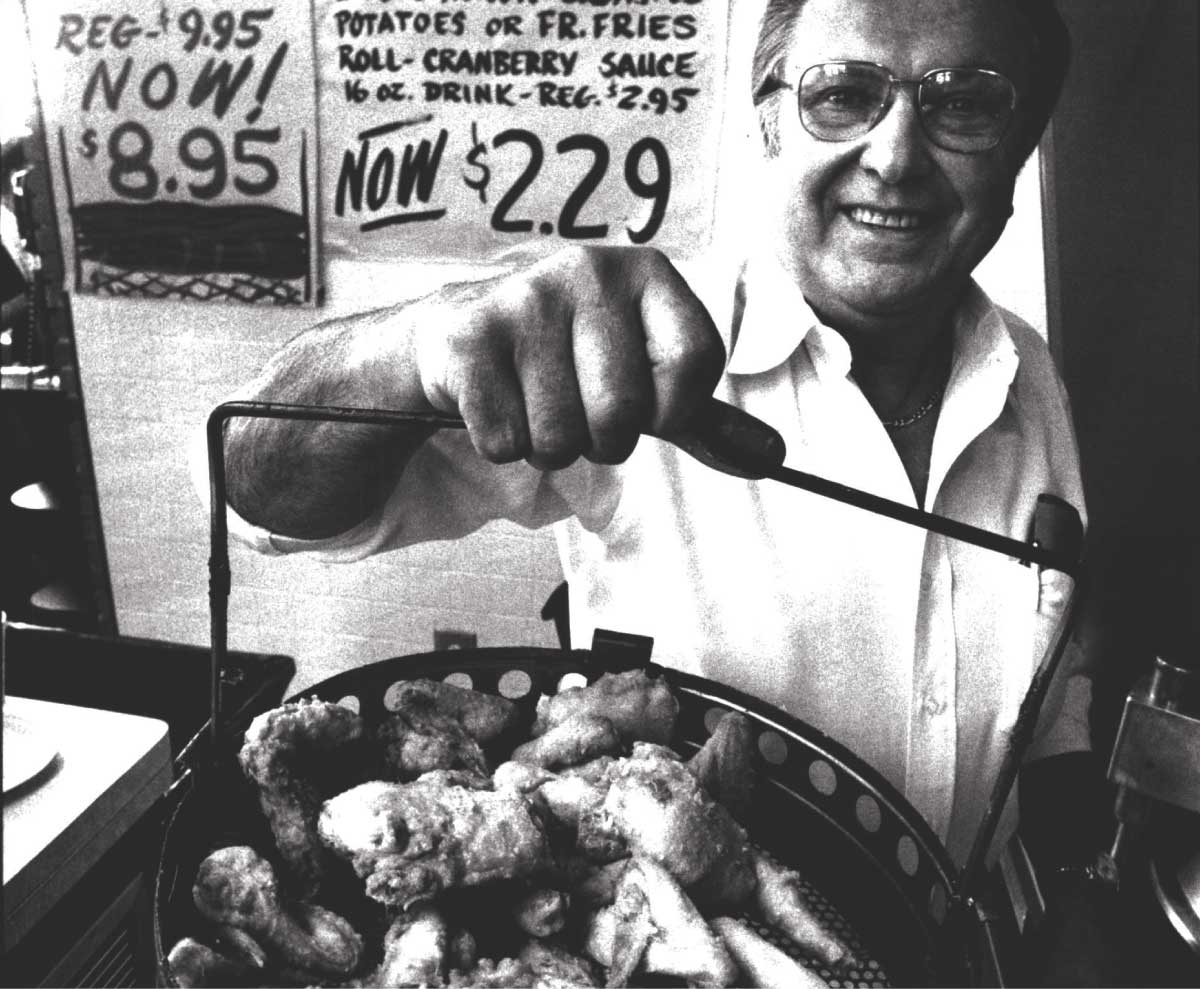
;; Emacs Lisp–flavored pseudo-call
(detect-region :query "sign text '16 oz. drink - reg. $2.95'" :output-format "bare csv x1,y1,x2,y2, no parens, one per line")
318,0,732,262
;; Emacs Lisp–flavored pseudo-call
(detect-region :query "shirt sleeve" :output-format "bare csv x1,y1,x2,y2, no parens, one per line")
189,415,622,562
1028,569,1094,760
997,305,1093,759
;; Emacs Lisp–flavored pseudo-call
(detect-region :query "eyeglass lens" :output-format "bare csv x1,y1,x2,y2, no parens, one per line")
798,62,1015,152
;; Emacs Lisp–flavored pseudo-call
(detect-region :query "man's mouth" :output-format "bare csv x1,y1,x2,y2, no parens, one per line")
845,206,928,230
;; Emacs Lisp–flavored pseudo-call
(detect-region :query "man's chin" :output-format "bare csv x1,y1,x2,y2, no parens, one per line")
832,280,943,320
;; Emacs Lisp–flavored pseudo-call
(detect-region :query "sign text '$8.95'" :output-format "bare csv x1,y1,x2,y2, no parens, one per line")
68,6,288,201
80,121,281,201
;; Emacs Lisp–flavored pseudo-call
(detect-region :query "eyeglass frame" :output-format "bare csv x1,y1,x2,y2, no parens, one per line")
767,60,1020,154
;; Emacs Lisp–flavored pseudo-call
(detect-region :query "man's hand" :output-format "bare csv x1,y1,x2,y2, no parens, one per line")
225,246,725,538
410,246,726,470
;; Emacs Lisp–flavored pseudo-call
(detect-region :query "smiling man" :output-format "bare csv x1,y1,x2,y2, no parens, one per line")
219,0,1093,888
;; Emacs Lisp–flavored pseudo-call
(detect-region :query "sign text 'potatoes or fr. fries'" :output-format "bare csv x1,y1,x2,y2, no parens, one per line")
318,0,731,262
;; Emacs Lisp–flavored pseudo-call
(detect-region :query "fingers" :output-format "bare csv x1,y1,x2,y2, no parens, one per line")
635,253,725,437
516,294,591,471
426,246,724,469
572,298,655,465
452,332,531,464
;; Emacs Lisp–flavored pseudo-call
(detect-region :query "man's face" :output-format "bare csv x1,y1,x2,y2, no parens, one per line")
762,0,1032,328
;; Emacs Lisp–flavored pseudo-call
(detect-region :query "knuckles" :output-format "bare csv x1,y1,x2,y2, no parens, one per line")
473,424,529,465
581,392,649,464
429,245,705,468
541,244,671,298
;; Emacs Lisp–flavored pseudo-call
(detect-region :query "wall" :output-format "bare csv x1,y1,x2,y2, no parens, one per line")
72,261,565,692
11,0,1050,694
1046,1,1199,744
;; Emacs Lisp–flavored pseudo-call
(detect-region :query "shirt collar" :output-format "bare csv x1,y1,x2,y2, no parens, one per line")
948,280,1019,387
726,253,828,376
726,253,1019,391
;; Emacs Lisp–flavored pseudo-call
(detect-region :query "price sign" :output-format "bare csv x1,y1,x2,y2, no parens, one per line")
317,0,731,262
23,1,321,305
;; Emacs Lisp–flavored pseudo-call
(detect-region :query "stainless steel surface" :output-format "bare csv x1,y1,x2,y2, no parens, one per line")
1106,657,1200,956
1151,849,1200,952
1107,659,1200,814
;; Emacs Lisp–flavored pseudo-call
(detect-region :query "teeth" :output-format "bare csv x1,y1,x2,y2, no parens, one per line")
849,207,923,229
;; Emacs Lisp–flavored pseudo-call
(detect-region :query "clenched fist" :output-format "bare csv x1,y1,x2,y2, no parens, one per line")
411,246,726,469
224,245,728,538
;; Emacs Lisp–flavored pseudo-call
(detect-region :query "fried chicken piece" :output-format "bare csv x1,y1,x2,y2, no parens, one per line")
370,904,449,987
513,887,571,937
211,925,268,970
687,711,758,824
391,679,522,743
562,856,631,909
712,916,830,989
192,845,363,979
511,714,622,769
534,670,678,746
585,858,738,988
492,760,557,795
376,678,527,781
751,851,853,969
587,743,757,910
377,701,489,781
537,774,608,830
518,939,604,988
166,938,257,988
494,760,613,855
501,746,754,908
238,698,365,896
318,771,552,908
447,956,535,987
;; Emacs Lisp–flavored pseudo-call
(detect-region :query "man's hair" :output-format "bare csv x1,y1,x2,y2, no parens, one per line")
751,0,1071,163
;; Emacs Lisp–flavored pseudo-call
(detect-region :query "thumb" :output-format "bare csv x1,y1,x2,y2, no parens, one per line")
667,398,786,480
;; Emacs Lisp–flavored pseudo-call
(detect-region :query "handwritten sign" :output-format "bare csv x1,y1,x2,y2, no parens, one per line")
317,0,731,262
23,1,321,305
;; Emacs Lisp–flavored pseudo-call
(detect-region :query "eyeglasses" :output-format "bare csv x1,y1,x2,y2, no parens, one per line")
780,61,1017,154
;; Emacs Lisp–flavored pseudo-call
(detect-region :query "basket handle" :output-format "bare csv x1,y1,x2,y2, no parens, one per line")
204,401,467,759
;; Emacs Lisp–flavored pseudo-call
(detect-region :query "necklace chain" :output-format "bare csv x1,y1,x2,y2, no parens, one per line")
881,386,944,430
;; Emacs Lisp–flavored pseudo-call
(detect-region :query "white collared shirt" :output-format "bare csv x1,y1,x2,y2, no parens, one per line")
221,254,1090,866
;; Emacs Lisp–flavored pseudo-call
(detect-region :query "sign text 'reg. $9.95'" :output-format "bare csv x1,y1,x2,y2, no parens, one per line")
318,0,731,263
24,0,321,305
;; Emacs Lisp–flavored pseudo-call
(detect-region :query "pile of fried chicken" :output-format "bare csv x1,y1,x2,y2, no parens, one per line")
167,670,857,988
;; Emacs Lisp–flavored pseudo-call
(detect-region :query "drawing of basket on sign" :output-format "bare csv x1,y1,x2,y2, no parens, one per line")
58,131,316,307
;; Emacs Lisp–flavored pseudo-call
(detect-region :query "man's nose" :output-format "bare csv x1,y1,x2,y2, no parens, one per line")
858,88,934,183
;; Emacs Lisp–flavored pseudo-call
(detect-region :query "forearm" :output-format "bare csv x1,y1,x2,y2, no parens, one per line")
222,245,726,539
225,304,435,539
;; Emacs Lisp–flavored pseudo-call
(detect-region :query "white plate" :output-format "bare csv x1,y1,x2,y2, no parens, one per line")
3,709,59,793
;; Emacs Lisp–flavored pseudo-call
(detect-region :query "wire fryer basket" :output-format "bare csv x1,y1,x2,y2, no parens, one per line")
154,645,974,987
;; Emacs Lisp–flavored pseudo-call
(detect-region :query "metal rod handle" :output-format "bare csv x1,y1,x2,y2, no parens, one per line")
205,400,466,754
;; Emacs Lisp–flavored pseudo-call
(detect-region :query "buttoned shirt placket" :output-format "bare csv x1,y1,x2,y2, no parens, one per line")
728,260,1022,846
